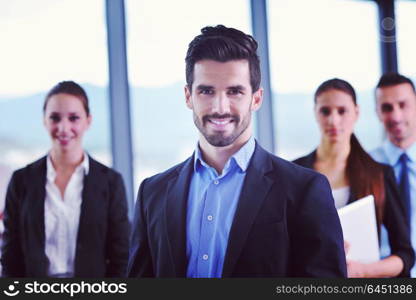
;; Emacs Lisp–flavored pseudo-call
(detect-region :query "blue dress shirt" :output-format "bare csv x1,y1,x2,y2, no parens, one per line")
186,137,255,278
371,139,416,277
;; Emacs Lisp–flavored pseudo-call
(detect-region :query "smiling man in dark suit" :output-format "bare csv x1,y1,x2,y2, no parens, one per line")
128,25,347,278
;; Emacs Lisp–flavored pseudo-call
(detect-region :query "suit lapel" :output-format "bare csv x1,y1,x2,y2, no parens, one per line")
26,157,47,236
25,157,48,276
75,156,103,273
222,144,274,277
165,156,194,277
79,157,101,223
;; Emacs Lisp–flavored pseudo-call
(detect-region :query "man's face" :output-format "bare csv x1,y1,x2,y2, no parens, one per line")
185,59,262,147
376,83,416,148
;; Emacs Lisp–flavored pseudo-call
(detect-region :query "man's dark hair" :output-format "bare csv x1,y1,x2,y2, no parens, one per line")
43,80,90,115
185,25,261,92
376,72,416,92
314,78,357,104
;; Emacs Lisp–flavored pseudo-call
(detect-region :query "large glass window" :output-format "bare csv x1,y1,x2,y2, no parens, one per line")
126,0,251,189
267,0,381,160
0,0,110,205
397,0,416,78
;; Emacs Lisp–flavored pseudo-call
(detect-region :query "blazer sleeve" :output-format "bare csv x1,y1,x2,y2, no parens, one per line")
290,173,347,277
105,172,131,277
127,178,154,277
1,171,26,277
382,166,415,277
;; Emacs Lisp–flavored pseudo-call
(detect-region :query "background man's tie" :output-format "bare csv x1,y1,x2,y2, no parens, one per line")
399,153,411,227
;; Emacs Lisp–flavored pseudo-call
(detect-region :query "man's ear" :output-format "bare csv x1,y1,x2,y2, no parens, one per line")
374,90,384,121
375,100,383,121
251,88,264,111
185,85,193,110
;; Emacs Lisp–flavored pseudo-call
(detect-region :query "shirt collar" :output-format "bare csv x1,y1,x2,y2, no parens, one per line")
47,152,90,181
193,136,256,173
407,141,416,163
382,139,416,165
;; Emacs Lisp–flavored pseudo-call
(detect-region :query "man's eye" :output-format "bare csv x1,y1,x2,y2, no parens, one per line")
199,89,213,95
320,107,330,116
228,89,242,95
381,103,393,113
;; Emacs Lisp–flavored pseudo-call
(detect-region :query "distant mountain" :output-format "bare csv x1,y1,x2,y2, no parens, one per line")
0,83,197,170
272,89,384,159
0,82,384,164
0,84,110,150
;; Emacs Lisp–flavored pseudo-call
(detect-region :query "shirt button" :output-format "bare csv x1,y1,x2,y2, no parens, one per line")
213,180,219,185
202,254,209,260
207,215,213,221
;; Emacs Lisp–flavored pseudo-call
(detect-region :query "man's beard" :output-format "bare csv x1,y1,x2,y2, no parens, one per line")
193,112,251,147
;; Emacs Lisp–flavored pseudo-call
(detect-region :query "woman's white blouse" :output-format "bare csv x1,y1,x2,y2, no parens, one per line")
332,186,350,209
44,154,89,277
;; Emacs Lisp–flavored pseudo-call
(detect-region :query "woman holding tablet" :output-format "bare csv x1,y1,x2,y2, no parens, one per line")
294,78,414,277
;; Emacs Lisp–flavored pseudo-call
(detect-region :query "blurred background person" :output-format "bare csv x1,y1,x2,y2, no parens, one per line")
371,73,416,277
293,78,414,277
1,81,130,277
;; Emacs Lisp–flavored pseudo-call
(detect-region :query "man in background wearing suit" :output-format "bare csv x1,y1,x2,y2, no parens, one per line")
371,73,416,277
128,25,347,277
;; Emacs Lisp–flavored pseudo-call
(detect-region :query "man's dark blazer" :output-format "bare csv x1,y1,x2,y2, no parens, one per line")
128,143,347,277
1,155,131,277
294,150,415,277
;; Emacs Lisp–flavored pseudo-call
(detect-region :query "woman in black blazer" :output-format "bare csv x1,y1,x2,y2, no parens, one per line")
293,78,414,278
1,81,130,277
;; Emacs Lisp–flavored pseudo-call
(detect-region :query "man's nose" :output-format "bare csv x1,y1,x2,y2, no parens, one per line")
389,106,402,121
212,93,231,115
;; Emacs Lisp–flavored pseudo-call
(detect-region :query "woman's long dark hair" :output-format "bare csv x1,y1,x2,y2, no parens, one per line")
315,79,385,227
348,134,385,227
